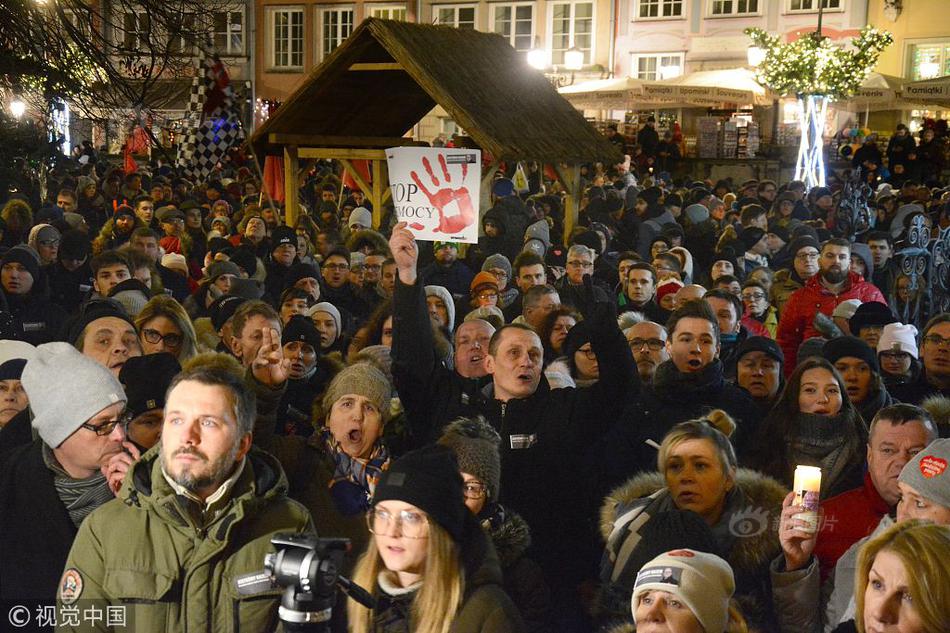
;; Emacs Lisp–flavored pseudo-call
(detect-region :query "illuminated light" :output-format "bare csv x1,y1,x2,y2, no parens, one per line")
747,45,766,67
10,99,26,119
919,61,940,80
527,46,548,70
564,47,584,71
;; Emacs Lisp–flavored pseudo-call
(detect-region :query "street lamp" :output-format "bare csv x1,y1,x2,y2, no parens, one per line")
10,99,26,119
564,47,584,71
527,39,547,70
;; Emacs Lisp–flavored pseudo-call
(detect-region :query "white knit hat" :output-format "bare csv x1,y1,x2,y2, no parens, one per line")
22,343,126,448
633,549,735,633
306,302,342,344
877,322,919,359
161,253,188,275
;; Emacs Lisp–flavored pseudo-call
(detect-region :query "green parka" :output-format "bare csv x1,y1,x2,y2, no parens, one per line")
57,445,313,633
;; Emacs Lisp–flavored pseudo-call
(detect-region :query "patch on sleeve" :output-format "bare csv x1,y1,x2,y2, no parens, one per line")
59,568,84,605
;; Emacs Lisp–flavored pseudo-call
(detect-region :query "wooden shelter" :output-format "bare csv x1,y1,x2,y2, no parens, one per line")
251,18,622,237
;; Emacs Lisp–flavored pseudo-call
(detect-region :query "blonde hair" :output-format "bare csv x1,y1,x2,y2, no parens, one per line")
134,294,199,361
657,409,737,474
348,518,464,633
855,520,950,633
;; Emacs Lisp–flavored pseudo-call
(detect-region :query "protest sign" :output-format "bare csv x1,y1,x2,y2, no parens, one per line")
386,147,481,243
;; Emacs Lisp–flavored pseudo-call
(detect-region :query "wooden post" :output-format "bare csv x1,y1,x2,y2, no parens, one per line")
479,159,502,220
371,160,383,229
553,164,582,244
283,146,299,227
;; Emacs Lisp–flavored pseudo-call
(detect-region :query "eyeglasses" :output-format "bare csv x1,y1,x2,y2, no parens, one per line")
323,263,349,271
924,334,950,347
628,338,665,351
38,239,60,248
795,252,820,261
477,291,498,301
81,417,123,436
142,328,183,348
463,482,489,500
880,350,910,360
567,260,593,269
742,292,766,301
577,346,597,360
366,507,429,539
363,264,382,271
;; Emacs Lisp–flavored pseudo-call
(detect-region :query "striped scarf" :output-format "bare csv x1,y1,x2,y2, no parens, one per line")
321,429,390,513
43,444,114,529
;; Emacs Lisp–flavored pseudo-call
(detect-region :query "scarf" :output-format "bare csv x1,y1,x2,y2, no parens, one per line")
788,412,863,498
653,358,724,397
43,443,114,529
321,428,390,515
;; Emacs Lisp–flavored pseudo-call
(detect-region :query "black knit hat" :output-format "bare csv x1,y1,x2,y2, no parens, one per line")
573,230,602,255
65,298,135,345
848,301,897,336
736,336,784,365
281,314,322,350
562,320,593,361
271,226,297,253
229,246,258,277
373,445,467,541
210,294,249,331
788,235,820,257
738,226,766,250
823,335,880,373
284,262,321,290
59,230,89,261
0,358,28,381
119,352,182,419
2,245,40,281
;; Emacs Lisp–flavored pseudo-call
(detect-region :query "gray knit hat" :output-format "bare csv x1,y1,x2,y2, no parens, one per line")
481,254,512,279
898,439,950,509
22,343,126,448
322,362,391,424
438,416,502,503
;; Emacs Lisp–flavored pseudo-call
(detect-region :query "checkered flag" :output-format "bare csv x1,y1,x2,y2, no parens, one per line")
178,55,245,180
175,74,204,173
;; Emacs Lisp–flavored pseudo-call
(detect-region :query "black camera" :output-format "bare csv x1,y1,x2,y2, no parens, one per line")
263,533,375,632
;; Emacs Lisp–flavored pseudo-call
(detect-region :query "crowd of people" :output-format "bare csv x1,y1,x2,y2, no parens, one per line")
0,134,948,633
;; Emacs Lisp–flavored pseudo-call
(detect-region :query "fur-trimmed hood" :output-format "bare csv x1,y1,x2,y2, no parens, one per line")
346,228,390,256
922,395,950,434
487,509,532,569
600,468,787,578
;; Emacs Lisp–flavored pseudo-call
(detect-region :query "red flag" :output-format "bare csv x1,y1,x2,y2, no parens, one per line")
123,141,137,174
263,155,285,203
341,160,372,193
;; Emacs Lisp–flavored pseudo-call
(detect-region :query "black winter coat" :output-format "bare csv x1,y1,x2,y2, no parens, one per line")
0,440,79,602
3,290,68,345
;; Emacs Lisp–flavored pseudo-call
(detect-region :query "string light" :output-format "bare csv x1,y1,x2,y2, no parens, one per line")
255,98,281,122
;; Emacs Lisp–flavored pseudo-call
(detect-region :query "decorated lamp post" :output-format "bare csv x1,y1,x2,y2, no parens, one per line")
745,24,891,190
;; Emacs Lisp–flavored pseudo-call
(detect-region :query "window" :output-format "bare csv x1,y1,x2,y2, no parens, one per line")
550,1,593,64
492,3,534,52
61,9,91,37
787,0,840,11
631,53,684,80
169,13,197,55
319,7,354,59
118,11,151,50
709,0,758,15
212,10,245,55
435,5,476,29
268,7,304,69
909,42,950,80
369,5,407,20
636,0,683,19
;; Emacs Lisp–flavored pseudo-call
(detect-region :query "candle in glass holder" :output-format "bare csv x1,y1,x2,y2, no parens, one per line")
792,465,822,533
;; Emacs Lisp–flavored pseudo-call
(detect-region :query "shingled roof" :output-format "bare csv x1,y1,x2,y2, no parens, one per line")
251,18,621,164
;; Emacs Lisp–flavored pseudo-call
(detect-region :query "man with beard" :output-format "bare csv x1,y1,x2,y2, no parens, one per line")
58,359,312,630
777,238,886,374
1,344,127,603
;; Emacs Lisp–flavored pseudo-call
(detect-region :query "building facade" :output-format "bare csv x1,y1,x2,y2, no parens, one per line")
868,0,950,81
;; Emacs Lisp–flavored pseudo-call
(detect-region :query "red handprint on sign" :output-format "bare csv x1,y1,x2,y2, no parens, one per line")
410,154,476,234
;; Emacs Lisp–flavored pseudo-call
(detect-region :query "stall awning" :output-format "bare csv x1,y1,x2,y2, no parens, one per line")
559,68,772,110
902,75,950,108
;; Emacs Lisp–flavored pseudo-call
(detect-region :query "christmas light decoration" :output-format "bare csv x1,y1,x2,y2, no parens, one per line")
745,25,892,189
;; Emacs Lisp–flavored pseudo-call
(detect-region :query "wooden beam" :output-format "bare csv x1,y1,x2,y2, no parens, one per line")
283,146,299,228
268,133,413,148
339,160,372,206
297,148,388,160
479,159,502,223
348,62,403,71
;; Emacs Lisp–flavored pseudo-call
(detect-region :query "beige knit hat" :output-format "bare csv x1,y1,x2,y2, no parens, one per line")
632,549,735,633
322,362,391,423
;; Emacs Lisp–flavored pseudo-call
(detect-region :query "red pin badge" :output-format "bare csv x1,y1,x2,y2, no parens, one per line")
920,455,947,479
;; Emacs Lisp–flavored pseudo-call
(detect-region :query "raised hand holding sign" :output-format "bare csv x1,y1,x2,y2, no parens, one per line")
387,147,481,243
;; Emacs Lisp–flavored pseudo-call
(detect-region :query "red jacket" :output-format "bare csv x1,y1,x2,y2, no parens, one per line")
814,472,890,582
776,271,886,375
